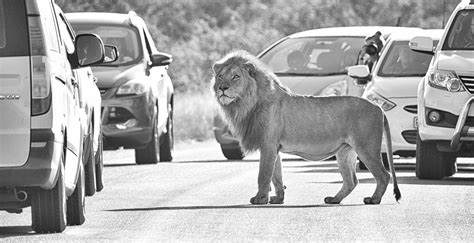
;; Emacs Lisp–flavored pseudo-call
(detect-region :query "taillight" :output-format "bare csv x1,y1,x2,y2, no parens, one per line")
28,14,51,116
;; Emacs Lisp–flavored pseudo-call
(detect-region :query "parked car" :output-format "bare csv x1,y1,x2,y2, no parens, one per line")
348,29,443,168
0,0,105,233
214,26,421,160
67,11,175,164
76,45,118,196
409,0,474,179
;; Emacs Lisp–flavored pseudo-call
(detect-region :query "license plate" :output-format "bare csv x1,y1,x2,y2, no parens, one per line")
413,117,418,129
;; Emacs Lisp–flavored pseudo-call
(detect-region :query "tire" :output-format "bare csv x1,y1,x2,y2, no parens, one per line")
135,111,159,164
95,133,104,192
31,161,67,233
159,108,173,162
221,146,244,160
416,132,453,179
84,126,96,196
444,154,457,177
67,162,86,226
358,153,389,170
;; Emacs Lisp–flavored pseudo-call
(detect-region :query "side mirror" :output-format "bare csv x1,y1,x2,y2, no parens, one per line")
150,52,173,67
102,45,119,64
75,33,105,67
348,65,371,86
409,36,435,55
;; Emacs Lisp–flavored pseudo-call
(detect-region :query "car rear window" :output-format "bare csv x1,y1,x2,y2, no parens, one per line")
71,23,142,66
0,0,29,57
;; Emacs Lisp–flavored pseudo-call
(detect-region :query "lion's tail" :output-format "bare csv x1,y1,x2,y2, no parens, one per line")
383,115,401,202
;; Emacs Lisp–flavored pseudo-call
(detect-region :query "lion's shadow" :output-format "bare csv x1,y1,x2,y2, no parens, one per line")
105,203,379,213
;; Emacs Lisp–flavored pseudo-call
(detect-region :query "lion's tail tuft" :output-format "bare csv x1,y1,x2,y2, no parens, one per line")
394,187,401,202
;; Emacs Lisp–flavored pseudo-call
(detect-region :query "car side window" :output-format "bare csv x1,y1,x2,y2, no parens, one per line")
142,27,158,56
37,0,59,52
55,8,75,55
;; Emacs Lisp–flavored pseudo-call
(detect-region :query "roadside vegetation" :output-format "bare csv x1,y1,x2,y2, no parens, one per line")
58,0,459,141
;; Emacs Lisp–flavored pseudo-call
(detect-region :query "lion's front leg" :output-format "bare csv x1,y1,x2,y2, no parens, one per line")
250,147,278,205
270,154,284,204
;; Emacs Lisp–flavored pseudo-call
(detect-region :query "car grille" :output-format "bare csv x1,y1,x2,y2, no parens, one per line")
459,75,474,93
403,105,417,114
401,130,417,144
107,107,134,124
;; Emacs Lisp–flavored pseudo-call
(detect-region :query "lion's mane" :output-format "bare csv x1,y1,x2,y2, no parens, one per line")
211,50,290,153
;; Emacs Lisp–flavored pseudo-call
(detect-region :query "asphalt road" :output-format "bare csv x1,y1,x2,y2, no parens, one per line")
1,140,474,241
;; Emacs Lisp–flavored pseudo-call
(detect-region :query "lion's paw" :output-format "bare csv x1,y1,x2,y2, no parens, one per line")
269,196,284,204
324,196,341,204
250,194,269,205
363,197,381,205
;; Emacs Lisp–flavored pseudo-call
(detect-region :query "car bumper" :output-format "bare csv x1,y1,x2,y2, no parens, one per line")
419,85,474,151
381,97,417,155
101,92,154,149
0,129,61,190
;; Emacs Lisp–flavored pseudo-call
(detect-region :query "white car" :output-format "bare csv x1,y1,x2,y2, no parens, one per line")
349,29,443,167
0,0,105,233
409,0,474,179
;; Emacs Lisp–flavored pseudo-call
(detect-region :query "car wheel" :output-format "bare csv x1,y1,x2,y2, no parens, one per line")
358,153,389,170
444,154,457,177
159,107,173,162
221,145,244,160
31,158,67,233
84,126,96,196
67,162,86,225
95,133,104,192
416,132,452,179
135,110,159,164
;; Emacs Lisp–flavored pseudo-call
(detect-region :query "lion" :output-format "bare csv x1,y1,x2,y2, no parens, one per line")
211,50,400,205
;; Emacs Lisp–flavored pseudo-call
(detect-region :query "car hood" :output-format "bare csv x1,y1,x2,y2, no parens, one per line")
368,76,421,98
91,64,144,89
435,51,474,74
278,75,346,96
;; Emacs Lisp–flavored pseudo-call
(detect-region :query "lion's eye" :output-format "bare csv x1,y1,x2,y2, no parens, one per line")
232,74,240,80
218,74,223,80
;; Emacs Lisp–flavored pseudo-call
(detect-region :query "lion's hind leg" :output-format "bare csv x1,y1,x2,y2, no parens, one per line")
357,151,390,205
324,146,358,204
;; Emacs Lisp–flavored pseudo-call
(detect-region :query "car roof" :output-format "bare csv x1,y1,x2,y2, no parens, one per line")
65,12,145,27
288,26,422,38
387,29,444,41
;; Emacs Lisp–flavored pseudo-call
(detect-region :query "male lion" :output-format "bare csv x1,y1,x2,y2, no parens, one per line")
211,50,400,205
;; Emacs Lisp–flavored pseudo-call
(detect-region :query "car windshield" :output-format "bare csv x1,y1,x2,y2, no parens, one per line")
443,9,474,50
70,23,141,66
378,41,435,77
260,37,364,76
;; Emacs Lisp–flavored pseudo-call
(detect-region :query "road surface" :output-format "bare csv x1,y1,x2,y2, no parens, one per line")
1,140,474,241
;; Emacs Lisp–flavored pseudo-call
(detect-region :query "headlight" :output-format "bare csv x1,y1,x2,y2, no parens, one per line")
427,69,464,92
116,80,147,96
364,92,396,111
320,80,348,96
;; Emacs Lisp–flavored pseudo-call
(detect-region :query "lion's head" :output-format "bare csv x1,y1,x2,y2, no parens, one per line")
211,50,289,152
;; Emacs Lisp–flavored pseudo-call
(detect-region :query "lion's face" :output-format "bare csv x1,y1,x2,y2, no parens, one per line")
212,63,254,106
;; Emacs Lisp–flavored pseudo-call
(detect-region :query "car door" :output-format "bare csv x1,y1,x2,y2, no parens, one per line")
142,26,169,132
54,5,83,188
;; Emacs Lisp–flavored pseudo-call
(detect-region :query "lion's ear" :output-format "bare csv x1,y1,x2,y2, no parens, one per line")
243,62,256,77
213,63,223,74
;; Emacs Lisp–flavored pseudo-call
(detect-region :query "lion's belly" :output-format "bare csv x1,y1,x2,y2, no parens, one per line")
280,140,345,161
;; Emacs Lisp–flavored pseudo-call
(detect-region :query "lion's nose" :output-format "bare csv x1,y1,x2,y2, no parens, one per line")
219,85,230,91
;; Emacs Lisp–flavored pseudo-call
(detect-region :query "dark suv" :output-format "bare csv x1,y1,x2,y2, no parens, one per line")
67,11,174,164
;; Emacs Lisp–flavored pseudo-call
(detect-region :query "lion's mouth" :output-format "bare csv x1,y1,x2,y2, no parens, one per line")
218,94,236,105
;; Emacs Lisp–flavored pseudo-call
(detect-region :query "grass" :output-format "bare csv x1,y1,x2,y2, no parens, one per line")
174,90,217,142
